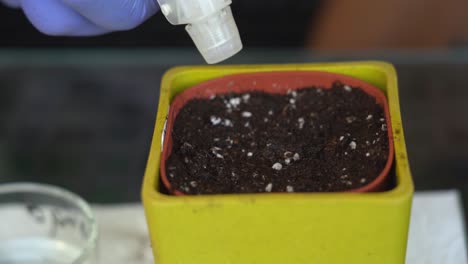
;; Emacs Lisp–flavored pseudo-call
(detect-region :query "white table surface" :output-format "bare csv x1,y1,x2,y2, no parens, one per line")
93,190,467,264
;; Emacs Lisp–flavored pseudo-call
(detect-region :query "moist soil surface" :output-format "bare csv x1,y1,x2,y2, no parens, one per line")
165,82,389,194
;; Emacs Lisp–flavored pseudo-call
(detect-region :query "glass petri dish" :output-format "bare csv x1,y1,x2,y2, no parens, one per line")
0,182,98,264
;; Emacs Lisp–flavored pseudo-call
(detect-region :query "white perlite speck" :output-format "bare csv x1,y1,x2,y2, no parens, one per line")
229,97,241,107
210,116,222,125
284,158,291,165
366,114,373,120
344,85,352,92
242,94,250,102
366,152,370,157
209,95,216,100
339,136,345,141
268,110,274,115
286,185,294,192
242,111,252,118
211,147,221,152
247,152,253,157
346,116,356,123
272,163,283,170
360,178,367,183
380,118,385,122
298,117,305,129
381,124,387,131
190,181,197,187
223,119,233,127
289,98,296,104
265,183,273,192
211,147,224,159
293,153,300,161
264,118,269,122
349,141,357,150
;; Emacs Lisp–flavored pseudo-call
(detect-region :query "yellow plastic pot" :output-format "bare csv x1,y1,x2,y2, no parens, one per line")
142,62,414,264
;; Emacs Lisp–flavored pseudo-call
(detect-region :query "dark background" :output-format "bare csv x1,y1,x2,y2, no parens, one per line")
0,1,467,227
0,1,321,47
0,51,467,207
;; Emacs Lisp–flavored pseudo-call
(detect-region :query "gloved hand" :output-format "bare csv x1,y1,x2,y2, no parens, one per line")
1,0,159,36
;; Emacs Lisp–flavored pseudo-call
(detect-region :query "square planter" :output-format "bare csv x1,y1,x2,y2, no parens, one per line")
142,62,414,264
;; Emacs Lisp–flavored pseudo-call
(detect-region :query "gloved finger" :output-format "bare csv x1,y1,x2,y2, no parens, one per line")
21,0,110,36
1,0,21,8
61,0,159,31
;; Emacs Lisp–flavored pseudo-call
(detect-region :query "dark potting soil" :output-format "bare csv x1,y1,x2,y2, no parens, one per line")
165,82,389,194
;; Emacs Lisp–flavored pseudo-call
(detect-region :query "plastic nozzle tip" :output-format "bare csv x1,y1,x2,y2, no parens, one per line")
186,6,243,64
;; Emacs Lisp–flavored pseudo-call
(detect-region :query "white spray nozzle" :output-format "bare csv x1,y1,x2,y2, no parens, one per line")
157,0,243,64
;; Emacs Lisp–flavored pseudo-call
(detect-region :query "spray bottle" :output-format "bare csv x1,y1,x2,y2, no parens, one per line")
157,0,243,64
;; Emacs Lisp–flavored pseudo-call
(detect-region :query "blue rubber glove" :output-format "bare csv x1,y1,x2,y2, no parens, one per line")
1,0,159,36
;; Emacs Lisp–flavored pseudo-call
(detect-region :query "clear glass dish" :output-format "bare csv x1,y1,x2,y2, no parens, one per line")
0,182,98,264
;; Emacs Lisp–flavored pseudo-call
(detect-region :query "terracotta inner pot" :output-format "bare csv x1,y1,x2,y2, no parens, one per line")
160,71,394,195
